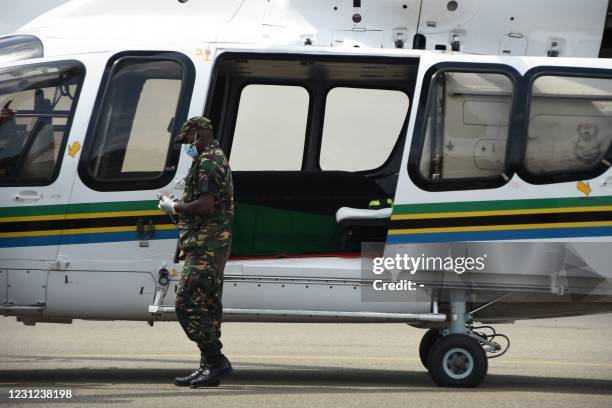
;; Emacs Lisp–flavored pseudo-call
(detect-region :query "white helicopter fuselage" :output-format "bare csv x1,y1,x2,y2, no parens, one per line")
1,0,612,328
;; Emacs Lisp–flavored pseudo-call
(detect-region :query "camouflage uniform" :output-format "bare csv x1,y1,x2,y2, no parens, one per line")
175,119,234,355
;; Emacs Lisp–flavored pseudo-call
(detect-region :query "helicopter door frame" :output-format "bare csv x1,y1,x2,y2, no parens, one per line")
0,56,88,310
393,54,612,246
203,49,419,257
0,58,86,263
43,50,197,320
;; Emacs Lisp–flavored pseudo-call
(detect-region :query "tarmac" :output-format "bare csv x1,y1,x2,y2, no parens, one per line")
0,313,611,408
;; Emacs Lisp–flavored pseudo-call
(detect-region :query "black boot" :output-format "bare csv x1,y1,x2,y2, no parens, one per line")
174,366,206,387
174,354,220,387
190,355,233,388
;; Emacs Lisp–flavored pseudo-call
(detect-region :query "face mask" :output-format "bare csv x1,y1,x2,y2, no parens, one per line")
184,132,200,158
184,142,199,159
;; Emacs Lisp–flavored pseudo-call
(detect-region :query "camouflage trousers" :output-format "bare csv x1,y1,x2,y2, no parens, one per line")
175,243,231,351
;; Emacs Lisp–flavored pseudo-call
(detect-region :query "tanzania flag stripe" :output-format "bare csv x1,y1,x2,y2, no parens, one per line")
392,196,612,216
0,214,171,234
0,200,174,247
0,200,157,219
0,201,342,255
388,195,612,242
4,195,612,248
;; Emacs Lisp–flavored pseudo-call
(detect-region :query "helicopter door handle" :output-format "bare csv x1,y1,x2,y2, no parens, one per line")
14,191,43,201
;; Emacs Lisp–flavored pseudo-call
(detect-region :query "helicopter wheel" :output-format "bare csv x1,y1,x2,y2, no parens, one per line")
427,334,488,388
418,329,441,369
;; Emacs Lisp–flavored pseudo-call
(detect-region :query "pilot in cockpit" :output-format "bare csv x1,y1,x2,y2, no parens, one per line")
0,100,18,177
0,100,15,124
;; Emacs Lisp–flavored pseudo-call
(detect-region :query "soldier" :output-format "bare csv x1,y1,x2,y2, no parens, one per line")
158,116,234,388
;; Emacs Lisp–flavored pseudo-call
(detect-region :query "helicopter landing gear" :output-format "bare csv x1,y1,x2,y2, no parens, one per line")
418,328,441,369
427,333,488,387
420,292,510,387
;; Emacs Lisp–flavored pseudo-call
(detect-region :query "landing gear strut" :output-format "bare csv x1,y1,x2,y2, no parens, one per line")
420,292,510,387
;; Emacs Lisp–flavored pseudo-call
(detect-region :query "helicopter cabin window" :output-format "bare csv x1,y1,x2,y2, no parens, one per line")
0,61,84,185
525,75,612,176
82,54,193,190
320,87,409,171
229,84,309,170
417,71,514,185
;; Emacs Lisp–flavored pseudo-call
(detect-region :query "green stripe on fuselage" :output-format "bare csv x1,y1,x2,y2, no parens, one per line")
393,196,612,215
0,200,157,218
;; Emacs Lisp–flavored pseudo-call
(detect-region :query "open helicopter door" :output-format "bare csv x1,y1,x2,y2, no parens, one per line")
391,52,612,298
0,55,86,311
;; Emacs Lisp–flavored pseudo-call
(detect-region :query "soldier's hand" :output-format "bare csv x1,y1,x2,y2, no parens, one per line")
158,196,177,214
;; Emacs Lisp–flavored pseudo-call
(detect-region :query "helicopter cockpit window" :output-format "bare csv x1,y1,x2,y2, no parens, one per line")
0,61,84,186
82,54,194,191
320,87,409,171
230,84,309,170
417,71,514,183
525,75,612,175
88,60,181,179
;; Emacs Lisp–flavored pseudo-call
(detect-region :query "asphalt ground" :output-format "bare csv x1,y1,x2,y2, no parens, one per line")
0,314,611,408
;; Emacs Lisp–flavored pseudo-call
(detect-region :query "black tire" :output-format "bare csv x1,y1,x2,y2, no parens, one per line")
418,329,441,369
426,334,488,388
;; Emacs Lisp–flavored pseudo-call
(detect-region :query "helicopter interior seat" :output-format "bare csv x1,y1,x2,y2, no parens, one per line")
335,206,392,249
15,94,55,178
231,170,391,256
0,116,22,176
21,118,54,178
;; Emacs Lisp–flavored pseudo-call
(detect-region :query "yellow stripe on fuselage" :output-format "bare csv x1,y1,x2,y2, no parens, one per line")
387,220,612,235
390,205,612,221
66,210,164,220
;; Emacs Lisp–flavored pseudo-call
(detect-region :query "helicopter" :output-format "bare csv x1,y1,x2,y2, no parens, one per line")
1,0,612,387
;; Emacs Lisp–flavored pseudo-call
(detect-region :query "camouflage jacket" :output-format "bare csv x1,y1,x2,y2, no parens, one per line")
177,140,234,252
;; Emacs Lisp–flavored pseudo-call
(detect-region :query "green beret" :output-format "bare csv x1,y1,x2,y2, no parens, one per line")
175,116,213,143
